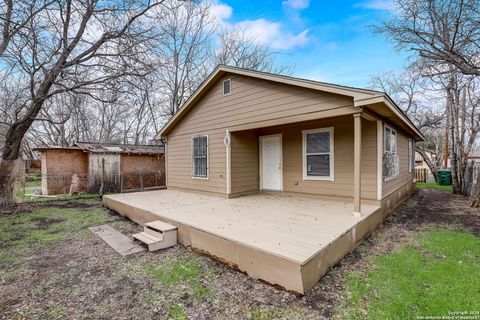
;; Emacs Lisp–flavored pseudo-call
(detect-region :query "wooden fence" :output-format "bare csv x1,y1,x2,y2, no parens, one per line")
415,168,428,183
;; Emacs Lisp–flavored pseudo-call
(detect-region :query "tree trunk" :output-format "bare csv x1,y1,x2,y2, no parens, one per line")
0,121,30,206
0,159,18,207
446,76,462,195
471,167,480,207
416,147,438,182
0,95,52,205
443,108,449,168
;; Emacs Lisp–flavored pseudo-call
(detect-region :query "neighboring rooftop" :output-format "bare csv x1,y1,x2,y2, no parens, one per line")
35,142,164,156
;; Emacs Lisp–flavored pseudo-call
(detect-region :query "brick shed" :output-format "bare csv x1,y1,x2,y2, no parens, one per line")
37,147,89,195
35,143,165,195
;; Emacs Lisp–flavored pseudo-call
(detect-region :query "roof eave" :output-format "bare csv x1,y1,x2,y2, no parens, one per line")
354,95,425,141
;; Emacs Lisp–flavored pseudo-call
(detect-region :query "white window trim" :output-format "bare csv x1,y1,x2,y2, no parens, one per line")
376,120,383,200
383,124,398,182
191,135,209,180
223,79,231,96
302,127,334,181
408,138,413,173
384,124,397,154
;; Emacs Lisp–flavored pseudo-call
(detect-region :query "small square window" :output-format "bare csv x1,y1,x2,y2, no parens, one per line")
223,79,231,95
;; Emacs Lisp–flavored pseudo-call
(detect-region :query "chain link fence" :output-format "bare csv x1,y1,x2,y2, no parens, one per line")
15,171,165,201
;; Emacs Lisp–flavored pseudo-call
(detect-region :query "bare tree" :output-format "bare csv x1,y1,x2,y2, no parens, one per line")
369,69,443,129
375,0,480,198
375,0,480,76
443,73,480,195
0,0,165,206
153,0,215,116
214,26,292,75
0,0,56,56
369,68,444,180
424,69,480,195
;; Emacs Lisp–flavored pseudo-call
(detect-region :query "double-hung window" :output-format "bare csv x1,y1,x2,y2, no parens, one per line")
192,135,208,178
303,127,334,181
383,126,399,180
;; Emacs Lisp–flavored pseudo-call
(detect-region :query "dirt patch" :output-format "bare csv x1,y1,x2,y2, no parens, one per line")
390,189,480,236
0,189,478,320
31,217,67,229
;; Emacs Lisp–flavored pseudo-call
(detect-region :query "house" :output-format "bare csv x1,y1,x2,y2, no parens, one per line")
103,65,423,294
35,142,165,195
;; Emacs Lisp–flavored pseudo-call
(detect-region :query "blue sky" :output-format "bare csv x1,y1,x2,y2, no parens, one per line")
211,0,410,88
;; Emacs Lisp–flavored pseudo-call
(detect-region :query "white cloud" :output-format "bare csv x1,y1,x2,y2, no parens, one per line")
283,0,310,10
236,19,309,50
208,1,310,50
209,0,233,21
355,0,394,10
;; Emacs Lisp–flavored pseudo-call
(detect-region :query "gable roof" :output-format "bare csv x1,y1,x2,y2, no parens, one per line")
158,65,424,140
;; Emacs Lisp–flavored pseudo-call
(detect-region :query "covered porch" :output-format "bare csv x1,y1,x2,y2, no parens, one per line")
226,113,382,216
103,189,382,294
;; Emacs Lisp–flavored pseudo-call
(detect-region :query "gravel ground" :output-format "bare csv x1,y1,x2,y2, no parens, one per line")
0,189,478,320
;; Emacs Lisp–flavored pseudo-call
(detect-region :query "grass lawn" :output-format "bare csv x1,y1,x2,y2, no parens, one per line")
21,193,100,202
0,200,312,319
338,229,480,319
14,174,102,203
24,175,41,188
416,182,453,192
1,189,479,319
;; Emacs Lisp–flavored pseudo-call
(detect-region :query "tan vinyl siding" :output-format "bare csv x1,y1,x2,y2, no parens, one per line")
231,131,259,194
169,75,355,136
167,73,356,194
256,117,378,200
382,127,413,197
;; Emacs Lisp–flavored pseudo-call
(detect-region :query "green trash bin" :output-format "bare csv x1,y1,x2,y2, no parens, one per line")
437,169,452,186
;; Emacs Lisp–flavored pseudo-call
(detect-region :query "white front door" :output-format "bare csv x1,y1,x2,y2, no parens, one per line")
260,134,282,191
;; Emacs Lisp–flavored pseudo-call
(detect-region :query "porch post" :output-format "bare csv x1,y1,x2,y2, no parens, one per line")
353,113,362,216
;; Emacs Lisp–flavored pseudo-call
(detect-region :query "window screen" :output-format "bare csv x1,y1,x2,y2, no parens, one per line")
192,136,208,178
305,130,332,178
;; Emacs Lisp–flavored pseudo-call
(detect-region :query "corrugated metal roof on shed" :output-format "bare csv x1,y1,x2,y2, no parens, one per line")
75,142,164,155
